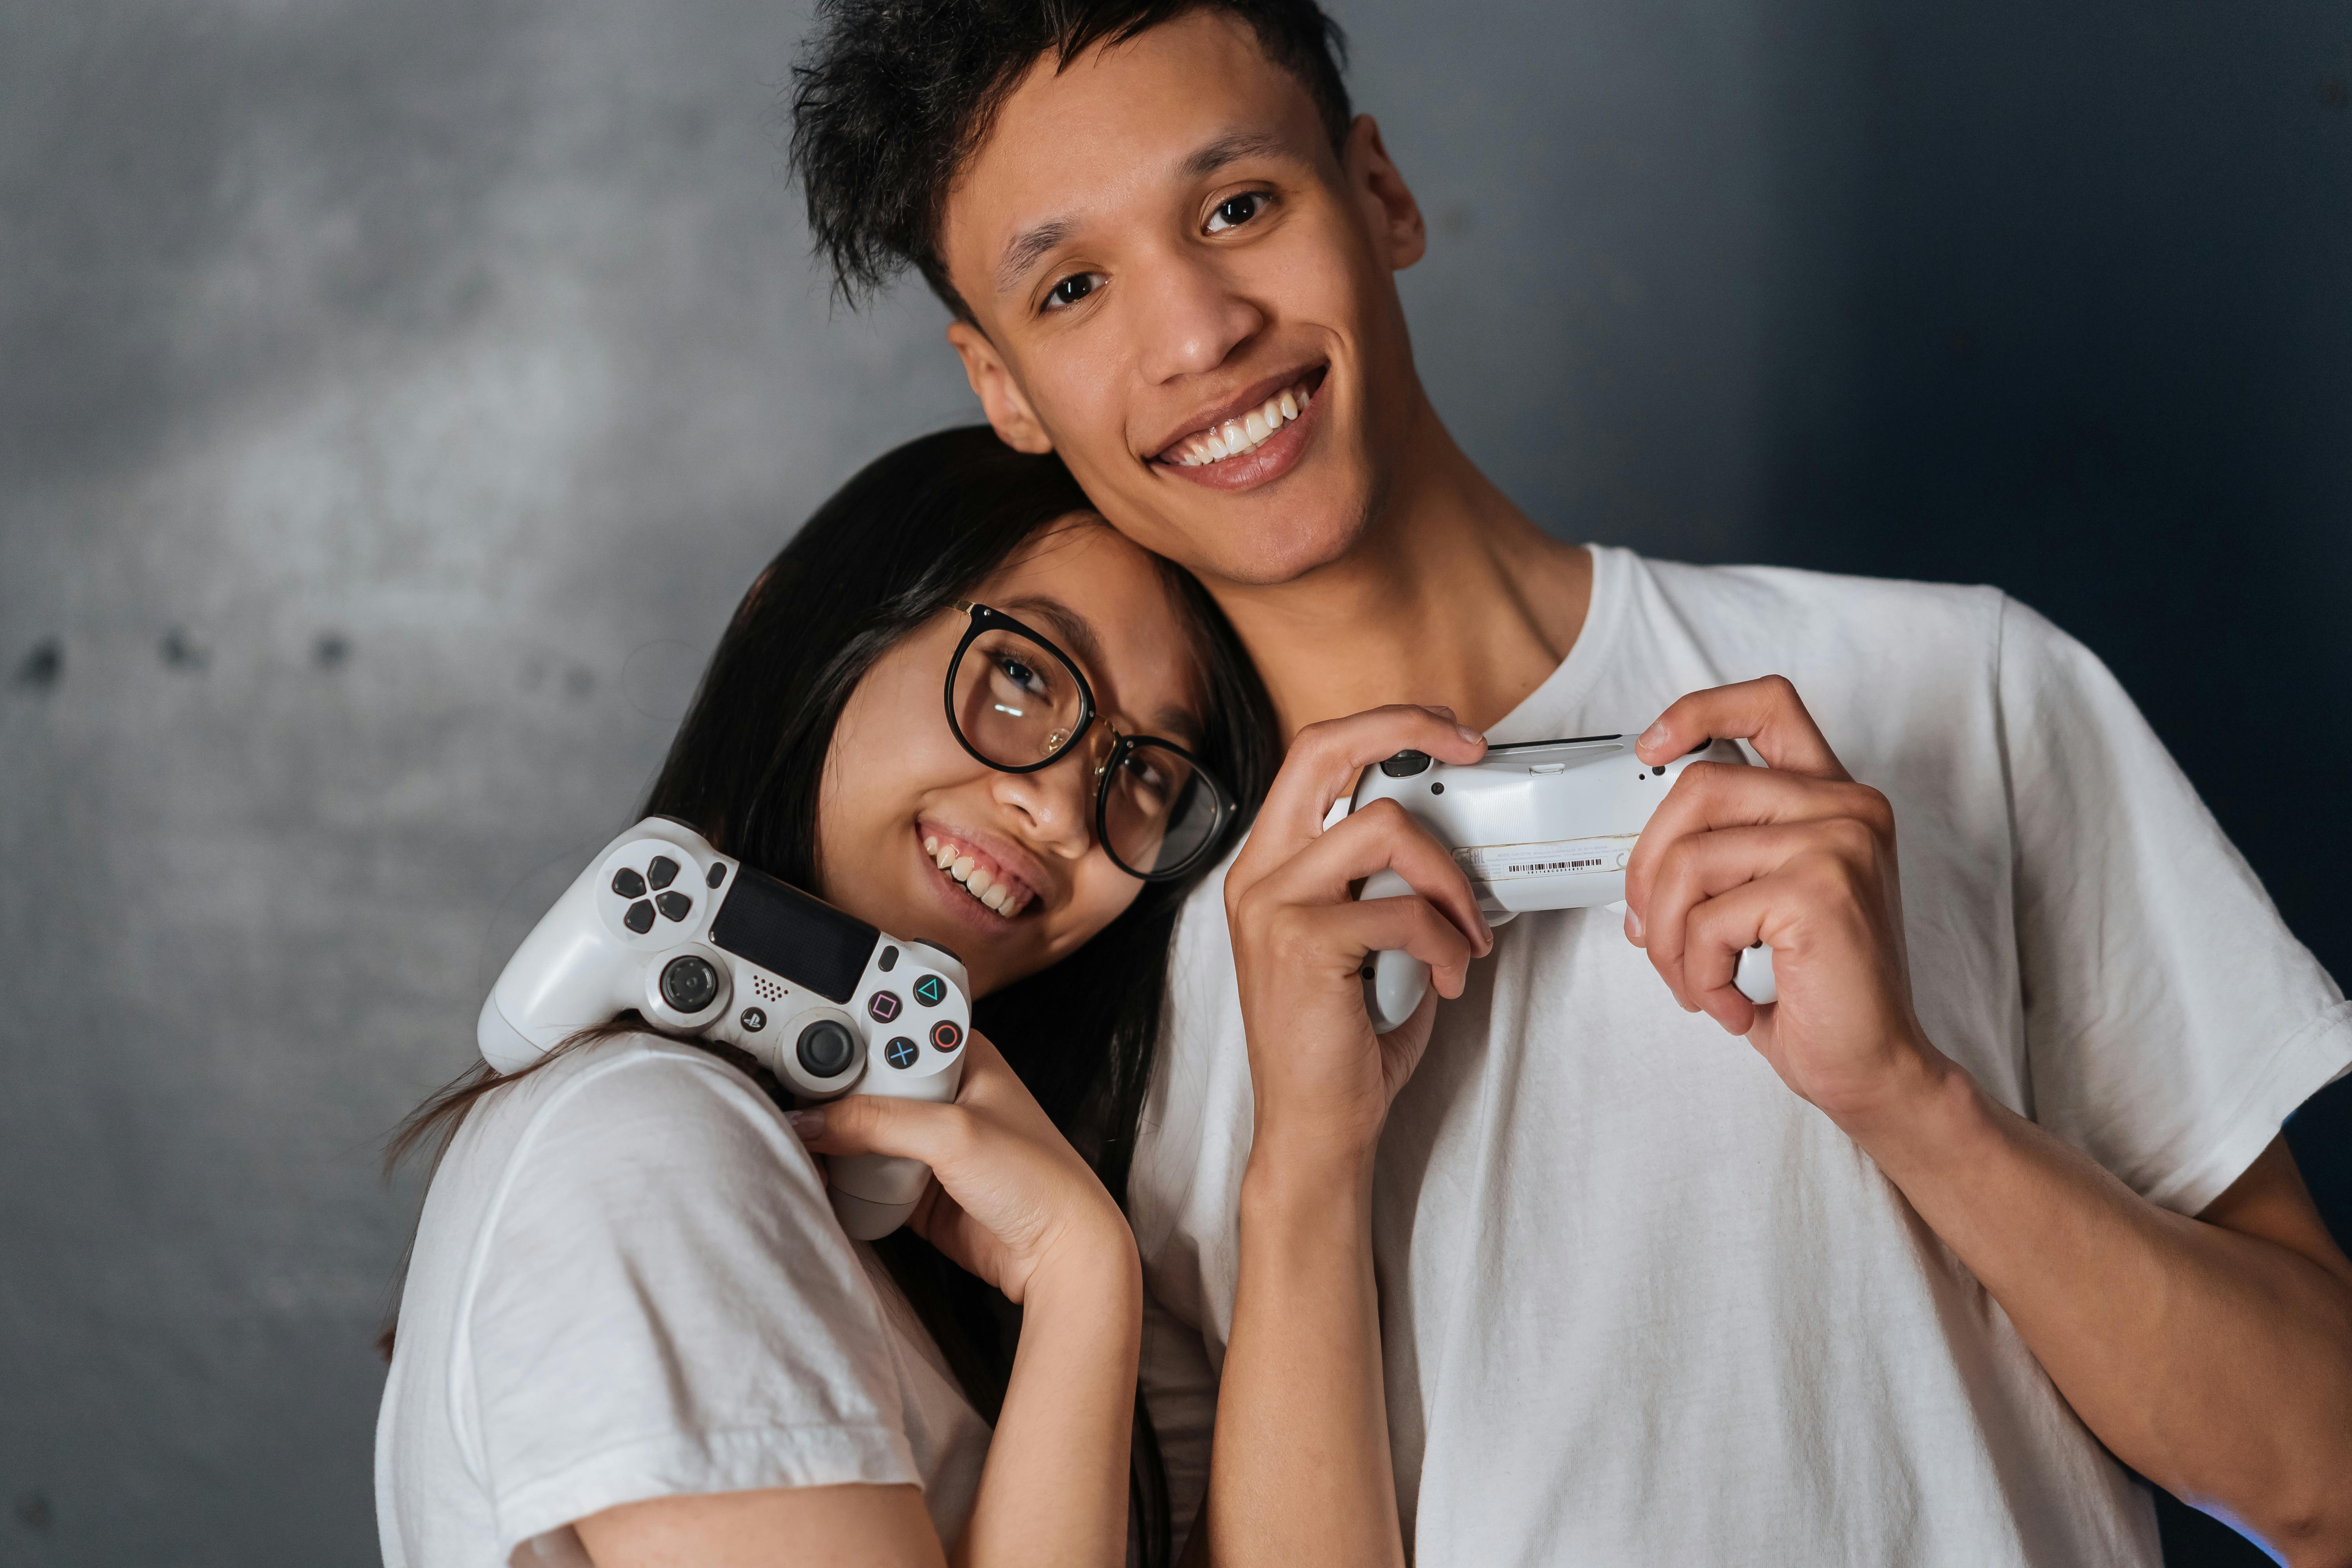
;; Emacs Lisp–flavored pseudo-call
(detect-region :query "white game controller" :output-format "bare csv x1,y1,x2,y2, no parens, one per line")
479,816,971,1240
1352,735,1778,1033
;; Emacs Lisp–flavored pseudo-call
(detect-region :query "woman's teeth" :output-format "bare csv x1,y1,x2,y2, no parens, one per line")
1170,379,1314,467
923,834,1029,917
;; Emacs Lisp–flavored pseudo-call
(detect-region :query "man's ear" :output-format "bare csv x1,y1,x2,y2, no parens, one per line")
947,321,1054,454
1345,114,1426,272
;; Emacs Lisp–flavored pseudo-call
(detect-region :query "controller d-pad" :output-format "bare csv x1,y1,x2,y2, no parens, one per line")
867,991,902,1024
929,1021,962,1053
623,900,656,934
912,974,946,1008
648,856,680,890
654,891,692,922
883,1036,919,1070
612,867,647,899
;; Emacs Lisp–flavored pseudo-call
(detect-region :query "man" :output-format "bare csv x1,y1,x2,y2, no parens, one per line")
789,2,2352,1563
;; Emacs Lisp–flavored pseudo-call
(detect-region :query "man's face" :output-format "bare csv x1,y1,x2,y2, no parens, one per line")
938,11,1427,588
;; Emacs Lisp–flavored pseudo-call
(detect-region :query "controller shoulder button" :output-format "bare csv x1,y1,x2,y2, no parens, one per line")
1379,750,1432,778
623,899,656,934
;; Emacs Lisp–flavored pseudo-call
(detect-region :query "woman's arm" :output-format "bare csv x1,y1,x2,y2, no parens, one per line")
580,1033,1143,1568
1196,708,1493,1568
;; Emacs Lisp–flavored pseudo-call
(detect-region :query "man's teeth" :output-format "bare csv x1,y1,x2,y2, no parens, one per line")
1172,380,1314,467
922,834,1028,917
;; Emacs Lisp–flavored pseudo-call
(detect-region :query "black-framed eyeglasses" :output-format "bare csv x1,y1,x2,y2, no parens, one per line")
943,601,1234,882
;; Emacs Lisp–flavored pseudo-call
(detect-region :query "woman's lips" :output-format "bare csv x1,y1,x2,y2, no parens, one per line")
920,828,1036,918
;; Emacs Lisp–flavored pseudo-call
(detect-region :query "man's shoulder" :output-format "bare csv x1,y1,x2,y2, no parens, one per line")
1617,548,2011,662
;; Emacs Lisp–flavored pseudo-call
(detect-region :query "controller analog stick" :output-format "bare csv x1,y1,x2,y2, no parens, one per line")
797,1019,858,1080
659,954,719,1014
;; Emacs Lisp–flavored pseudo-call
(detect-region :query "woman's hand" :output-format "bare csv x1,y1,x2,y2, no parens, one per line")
791,1030,1134,1303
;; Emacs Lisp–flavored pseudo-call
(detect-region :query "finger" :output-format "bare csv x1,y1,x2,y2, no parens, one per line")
1259,894,1482,1001
791,1093,976,1165
1245,798,1492,953
1634,821,1824,1007
1231,706,1487,886
1625,765,1891,929
1679,877,1793,1036
1635,675,1848,780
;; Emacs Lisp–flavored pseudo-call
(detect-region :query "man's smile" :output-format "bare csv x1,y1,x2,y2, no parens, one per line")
1149,364,1328,491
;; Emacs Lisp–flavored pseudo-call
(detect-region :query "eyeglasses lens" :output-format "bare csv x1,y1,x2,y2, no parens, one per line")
952,626,1087,769
1105,742,1221,877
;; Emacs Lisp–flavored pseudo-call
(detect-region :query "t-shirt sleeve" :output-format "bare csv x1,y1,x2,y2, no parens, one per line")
1998,597,2352,1213
458,1051,920,1554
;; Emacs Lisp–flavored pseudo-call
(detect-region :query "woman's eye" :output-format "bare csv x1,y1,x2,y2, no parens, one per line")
995,656,1047,695
1044,273,1098,311
1205,192,1270,235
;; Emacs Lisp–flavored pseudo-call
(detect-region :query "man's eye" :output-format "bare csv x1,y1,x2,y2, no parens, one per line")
1205,192,1270,234
1044,273,1098,310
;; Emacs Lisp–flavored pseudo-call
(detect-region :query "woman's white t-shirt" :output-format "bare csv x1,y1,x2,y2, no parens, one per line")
375,1034,990,1567
1133,546,2352,1566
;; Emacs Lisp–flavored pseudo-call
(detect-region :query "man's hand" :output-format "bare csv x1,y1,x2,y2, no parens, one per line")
1223,705,1492,1170
1624,675,1944,1132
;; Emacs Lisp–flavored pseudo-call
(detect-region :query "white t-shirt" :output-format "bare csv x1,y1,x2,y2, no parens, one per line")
1133,544,2352,1566
376,1034,990,1567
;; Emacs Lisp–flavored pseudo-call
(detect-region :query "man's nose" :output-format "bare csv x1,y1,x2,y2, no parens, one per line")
1134,249,1265,385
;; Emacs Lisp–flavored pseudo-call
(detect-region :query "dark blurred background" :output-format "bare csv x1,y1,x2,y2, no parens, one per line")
1,0,2343,1563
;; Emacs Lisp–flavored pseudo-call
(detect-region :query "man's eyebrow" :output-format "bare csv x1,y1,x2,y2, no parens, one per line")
996,216,1076,296
993,131,1298,297
1178,128,1292,181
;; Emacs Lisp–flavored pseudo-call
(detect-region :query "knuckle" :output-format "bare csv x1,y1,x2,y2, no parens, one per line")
1761,673,1798,702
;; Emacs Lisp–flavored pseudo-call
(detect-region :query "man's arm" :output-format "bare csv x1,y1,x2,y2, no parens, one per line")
1199,706,1494,1568
1626,676,2352,1566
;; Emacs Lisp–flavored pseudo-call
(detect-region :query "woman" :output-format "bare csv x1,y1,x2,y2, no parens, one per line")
376,427,1277,1567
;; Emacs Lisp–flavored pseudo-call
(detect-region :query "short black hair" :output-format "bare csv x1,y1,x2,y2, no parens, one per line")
788,0,1351,318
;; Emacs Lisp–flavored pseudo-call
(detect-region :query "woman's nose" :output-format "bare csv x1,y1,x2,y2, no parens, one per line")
990,748,1098,858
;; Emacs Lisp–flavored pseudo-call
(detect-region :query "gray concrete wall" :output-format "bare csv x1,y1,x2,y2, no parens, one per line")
2,2,2344,1564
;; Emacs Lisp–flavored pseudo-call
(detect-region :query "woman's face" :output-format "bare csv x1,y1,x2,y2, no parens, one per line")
815,518,1207,996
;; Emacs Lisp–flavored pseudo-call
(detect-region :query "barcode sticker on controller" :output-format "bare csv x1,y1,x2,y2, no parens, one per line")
1453,835,1639,882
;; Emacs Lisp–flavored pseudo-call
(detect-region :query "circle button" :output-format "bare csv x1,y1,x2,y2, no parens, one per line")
911,974,946,1008
929,1021,962,1053
659,955,719,1014
867,991,902,1023
884,1036,920,1070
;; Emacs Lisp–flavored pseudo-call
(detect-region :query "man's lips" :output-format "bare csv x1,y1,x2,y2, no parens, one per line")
1151,371,1324,492
1148,364,1328,465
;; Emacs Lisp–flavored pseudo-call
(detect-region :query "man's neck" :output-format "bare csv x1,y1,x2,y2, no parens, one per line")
1204,394,1592,739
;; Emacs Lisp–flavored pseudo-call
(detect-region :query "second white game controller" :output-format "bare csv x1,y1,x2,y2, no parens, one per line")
1352,735,1778,1033
479,817,971,1240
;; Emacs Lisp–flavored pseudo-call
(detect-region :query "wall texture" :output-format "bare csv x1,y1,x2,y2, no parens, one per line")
1,2,2343,1564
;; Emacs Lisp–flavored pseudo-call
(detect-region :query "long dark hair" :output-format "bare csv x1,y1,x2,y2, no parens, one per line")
387,426,1277,1564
